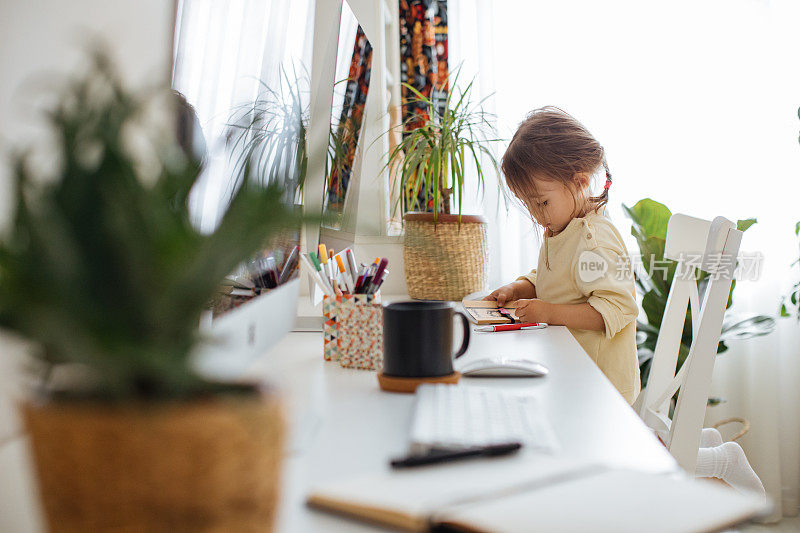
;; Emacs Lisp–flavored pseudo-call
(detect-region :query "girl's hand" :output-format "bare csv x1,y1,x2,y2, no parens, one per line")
484,284,517,306
484,280,536,306
514,299,551,324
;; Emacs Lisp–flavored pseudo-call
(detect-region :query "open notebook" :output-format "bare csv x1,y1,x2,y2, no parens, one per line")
306,455,768,532
461,300,521,325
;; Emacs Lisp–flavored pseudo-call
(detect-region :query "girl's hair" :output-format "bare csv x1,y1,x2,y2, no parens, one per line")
501,106,611,221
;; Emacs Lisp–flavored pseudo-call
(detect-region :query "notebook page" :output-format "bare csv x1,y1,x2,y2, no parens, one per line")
307,454,597,532
435,469,769,533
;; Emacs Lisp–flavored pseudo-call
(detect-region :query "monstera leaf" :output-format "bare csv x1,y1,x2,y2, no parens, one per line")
623,200,775,390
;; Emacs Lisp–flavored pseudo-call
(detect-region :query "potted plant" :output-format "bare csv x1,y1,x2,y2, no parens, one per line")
385,74,502,301
226,66,311,206
0,51,307,531
779,221,800,319
623,199,776,392
226,69,351,241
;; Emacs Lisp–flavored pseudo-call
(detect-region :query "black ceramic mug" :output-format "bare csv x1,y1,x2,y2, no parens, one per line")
382,301,471,378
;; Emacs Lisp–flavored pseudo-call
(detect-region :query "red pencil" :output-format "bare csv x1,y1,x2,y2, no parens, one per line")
476,323,547,332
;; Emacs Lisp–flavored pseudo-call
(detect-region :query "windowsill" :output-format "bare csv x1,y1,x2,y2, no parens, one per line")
319,226,404,244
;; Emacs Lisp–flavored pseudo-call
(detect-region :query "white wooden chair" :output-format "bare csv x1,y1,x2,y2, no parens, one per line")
637,214,742,475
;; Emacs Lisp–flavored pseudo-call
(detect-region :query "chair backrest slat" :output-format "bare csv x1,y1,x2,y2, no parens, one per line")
643,275,691,414
637,214,742,474
689,278,700,340
664,215,711,261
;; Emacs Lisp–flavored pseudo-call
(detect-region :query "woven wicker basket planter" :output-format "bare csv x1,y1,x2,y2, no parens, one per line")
403,212,489,301
23,389,284,532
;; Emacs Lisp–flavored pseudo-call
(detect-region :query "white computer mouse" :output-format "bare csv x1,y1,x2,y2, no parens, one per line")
459,357,549,378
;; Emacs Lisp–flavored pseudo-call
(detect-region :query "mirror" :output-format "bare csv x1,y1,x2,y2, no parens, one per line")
171,1,315,312
324,0,374,225
171,1,314,227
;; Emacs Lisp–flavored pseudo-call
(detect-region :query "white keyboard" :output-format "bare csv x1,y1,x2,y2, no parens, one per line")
409,384,558,453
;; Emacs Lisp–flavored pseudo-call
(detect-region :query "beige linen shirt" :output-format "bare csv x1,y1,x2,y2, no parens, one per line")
518,212,640,404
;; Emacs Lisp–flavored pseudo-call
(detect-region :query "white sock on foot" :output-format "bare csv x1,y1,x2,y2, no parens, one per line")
696,442,765,498
696,446,718,478
700,427,723,448
718,442,766,497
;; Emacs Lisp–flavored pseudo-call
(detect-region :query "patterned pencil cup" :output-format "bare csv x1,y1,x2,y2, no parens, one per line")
322,294,351,361
336,295,383,371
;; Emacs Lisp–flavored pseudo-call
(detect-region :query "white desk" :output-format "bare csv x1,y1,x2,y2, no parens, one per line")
251,325,678,532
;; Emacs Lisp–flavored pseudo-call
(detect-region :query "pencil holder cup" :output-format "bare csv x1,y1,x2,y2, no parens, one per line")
322,294,382,369
338,297,383,370
322,294,345,362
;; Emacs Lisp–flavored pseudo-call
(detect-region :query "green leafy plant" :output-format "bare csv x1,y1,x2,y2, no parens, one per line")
780,221,800,319
0,51,308,401
385,71,502,221
226,71,351,211
623,199,775,389
226,66,309,205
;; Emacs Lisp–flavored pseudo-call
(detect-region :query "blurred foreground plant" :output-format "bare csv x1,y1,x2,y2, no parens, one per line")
0,50,309,400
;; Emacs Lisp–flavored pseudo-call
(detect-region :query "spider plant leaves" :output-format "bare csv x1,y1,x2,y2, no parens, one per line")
226,65,309,205
382,69,502,222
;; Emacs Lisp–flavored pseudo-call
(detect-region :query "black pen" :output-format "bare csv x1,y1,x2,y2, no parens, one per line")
390,442,522,469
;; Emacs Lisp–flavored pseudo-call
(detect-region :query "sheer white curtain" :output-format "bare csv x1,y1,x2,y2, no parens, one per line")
451,0,800,521
449,0,540,289
172,0,314,232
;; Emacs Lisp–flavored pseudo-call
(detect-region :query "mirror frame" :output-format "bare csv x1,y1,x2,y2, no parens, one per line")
304,0,392,254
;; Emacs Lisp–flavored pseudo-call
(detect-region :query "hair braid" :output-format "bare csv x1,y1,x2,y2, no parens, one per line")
588,154,611,212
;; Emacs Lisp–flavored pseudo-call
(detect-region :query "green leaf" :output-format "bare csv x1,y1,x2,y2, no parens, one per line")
623,199,671,242
641,289,667,332
736,218,757,232
719,313,776,342
677,343,691,369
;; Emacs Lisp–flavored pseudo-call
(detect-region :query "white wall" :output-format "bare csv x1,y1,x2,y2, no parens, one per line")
0,0,176,228
0,2,176,530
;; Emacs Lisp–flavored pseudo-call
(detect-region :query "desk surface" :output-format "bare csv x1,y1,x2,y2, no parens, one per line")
251,325,678,532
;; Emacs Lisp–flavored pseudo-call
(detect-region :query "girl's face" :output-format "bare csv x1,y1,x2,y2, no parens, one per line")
522,176,588,234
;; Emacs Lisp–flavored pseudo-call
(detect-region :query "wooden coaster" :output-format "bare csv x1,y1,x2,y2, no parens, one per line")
377,372,460,393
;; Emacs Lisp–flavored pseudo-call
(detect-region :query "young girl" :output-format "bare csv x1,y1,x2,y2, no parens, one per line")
486,107,640,404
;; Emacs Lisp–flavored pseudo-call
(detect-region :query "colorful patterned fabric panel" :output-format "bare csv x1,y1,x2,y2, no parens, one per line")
326,26,373,211
399,0,449,212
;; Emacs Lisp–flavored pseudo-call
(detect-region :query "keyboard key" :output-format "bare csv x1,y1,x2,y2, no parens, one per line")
409,384,558,453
